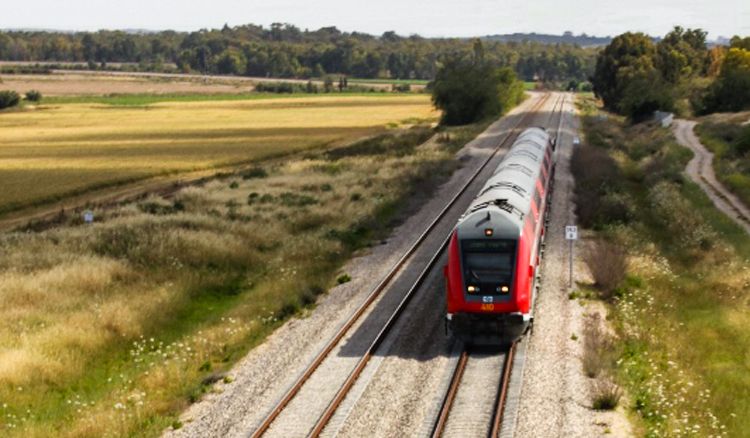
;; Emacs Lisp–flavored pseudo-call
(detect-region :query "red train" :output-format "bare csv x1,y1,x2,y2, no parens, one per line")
444,127,556,343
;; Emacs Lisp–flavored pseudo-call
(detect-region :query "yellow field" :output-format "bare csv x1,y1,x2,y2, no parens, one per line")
0,95,436,213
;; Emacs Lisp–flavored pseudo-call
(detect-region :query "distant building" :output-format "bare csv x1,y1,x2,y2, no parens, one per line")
654,111,674,128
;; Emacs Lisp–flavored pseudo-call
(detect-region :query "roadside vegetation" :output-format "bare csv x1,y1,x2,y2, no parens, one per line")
0,94,435,215
695,114,750,206
0,119,493,436
573,94,749,436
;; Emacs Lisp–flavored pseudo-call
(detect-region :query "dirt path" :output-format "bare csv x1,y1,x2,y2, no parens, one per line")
673,120,750,234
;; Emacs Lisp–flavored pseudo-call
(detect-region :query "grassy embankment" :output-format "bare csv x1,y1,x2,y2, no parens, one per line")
0,95,434,216
572,95,749,437
694,113,750,206
0,94,494,436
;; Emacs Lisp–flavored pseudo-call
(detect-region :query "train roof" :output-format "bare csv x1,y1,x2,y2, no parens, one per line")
456,127,551,236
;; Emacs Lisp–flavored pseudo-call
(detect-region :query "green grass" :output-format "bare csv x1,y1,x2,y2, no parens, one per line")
348,78,429,86
575,95,750,437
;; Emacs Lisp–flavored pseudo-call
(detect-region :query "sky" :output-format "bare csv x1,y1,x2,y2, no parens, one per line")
3,0,749,39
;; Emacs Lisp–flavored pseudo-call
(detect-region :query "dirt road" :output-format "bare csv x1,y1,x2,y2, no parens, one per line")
673,120,750,234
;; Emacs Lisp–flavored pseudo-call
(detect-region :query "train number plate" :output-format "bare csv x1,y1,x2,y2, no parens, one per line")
480,303,495,311
482,296,493,303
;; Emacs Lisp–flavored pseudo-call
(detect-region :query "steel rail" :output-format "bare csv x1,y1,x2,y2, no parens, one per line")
307,94,557,438
489,342,516,438
251,93,553,438
429,348,469,438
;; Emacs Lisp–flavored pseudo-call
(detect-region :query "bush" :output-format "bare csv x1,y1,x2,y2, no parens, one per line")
583,313,615,377
254,81,303,94
336,273,351,284
591,379,623,410
241,167,268,179
648,181,716,249
0,90,20,109
570,144,625,228
583,239,627,298
25,90,42,102
431,43,523,125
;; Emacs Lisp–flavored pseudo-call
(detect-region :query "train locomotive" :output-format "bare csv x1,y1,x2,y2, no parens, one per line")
444,127,556,344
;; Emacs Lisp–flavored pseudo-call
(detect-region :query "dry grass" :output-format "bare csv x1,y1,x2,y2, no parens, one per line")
0,73,252,96
583,239,627,299
582,313,615,379
0,94,436,214
591,379,623,411
0,124,460,436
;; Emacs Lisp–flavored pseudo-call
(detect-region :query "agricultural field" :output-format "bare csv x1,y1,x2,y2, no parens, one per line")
0,72,253,96
573,95,750,437
0,110,487,436
0,93,436,215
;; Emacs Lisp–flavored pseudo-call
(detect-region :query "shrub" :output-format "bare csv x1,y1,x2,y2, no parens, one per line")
25,89,42,102
336,273,351,284
570,144,625,228
591,379,623,410
648,181,716,249
583,239,627,298
582,313,615,377
278,192,317,207
0,90,20,109
241,167,268,179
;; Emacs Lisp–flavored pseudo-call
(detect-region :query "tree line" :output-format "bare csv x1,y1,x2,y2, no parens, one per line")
0,23,596,83
592,27,750,120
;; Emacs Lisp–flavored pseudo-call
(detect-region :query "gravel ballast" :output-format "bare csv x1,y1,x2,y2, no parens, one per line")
166,94,546,438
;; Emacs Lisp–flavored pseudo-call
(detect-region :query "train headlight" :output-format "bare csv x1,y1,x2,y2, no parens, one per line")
501,286,509,293
467,285,478,293
484,228,494,237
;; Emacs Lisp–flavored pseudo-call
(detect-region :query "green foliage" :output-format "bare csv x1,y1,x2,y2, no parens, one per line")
0,89,20,109
431,44,523,125
0,27,596,82
593,27,717,119
593,32,657,112
24,89,42,102
701,48,750,113
656,26,709,83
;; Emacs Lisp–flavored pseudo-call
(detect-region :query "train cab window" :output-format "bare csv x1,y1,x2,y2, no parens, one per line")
461,239,516,295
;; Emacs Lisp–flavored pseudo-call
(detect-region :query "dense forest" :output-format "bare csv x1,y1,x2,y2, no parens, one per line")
0,23,597,83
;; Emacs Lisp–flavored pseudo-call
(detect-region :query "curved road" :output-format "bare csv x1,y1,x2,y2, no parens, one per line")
673,119,750,234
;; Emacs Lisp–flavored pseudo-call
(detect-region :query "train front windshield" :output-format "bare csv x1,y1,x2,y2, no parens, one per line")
461,239,516,295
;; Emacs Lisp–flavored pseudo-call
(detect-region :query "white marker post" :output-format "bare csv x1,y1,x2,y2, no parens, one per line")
83,210,94,224
565,225,578,288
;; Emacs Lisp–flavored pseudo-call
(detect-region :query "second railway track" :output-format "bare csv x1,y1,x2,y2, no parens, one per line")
251,92,565,438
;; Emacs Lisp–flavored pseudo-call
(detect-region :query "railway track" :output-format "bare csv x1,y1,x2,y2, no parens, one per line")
430,95,567,438
251,93,560,438
430,343,516,438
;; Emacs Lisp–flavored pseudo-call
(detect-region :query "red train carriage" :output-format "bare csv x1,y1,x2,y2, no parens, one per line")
444,127,556,344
